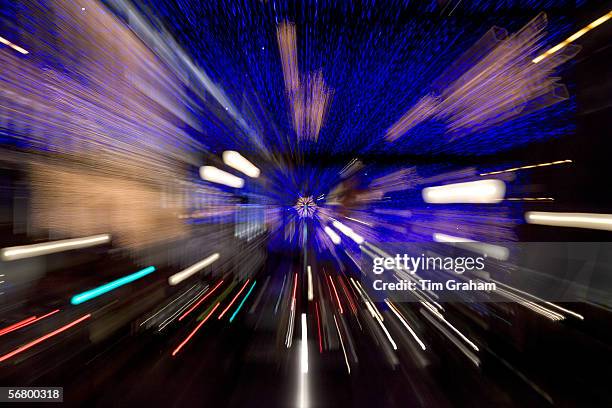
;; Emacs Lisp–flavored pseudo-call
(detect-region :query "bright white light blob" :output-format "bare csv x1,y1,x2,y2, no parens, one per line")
422,179,505,204
199,166,244,188
222,151,260,178
332,220,364,244
324,227,341,245
307,266,314,301
1,234,110,261
168,253,220,286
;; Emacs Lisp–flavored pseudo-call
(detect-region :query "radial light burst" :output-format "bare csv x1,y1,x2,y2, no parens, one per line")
294,196,318,218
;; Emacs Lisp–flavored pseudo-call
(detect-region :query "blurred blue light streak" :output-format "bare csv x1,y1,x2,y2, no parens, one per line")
70,266,157,305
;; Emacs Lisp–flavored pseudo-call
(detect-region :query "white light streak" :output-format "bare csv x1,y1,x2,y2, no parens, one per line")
385,299,427,350
422,301,479,351
286,302,296,348
158,287,209,331
222,151,260,178
332,220,364,244
286,274,297,348
301,313,308,373
324,226,341,245
433,233,509,261
199,166,244,188
345,216,373,226
168,253,220,286
422,179,505,204
1,234,110,261
140,284,199,327
493,280,583,321
298,313,309,408
333,315,351,374
375,313,397,350
307,266,314,301
350,277,384,322
506,197,554,201
421,309,480,366
479,159,571,176
496,287,564,321
0,36,29,54
525,212,612,231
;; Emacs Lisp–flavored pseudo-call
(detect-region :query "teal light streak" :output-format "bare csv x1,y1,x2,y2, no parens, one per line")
229,281,257,323
70,266,156,305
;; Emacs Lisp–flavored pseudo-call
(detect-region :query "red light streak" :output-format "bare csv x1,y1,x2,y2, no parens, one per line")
218,279,250,320
327,274,343,314
0,314,90,363
178,280,224,321
0,309,61,337
292,272,298,301
315,301,322,353
323,270,334,299
337,275,357,314
0,317,36,337
172,302,220,356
